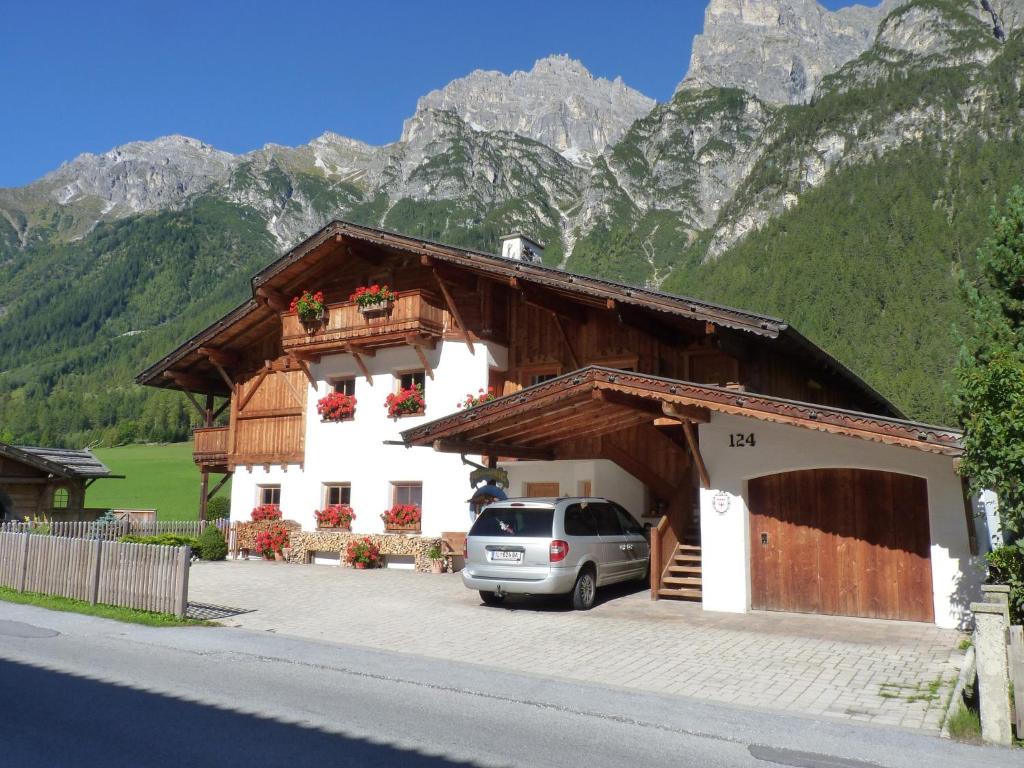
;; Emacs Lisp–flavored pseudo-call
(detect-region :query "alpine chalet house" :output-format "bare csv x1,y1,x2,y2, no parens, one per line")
138,221,989,628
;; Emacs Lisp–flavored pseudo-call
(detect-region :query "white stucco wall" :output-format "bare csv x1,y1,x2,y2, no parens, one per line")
500,459,648,520
696,412,986,628
230,340,507,536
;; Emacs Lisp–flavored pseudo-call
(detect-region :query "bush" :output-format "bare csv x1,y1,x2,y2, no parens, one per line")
986,540,1024,624
119,533,200,550
206,496,230,520
197,524,228,561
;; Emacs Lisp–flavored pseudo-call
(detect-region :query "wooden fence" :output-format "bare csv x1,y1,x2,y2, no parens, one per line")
0,519,230,540
0,531,190,617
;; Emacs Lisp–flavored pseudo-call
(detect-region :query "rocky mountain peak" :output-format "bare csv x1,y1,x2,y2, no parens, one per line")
407,54,655,162
678,0,902,105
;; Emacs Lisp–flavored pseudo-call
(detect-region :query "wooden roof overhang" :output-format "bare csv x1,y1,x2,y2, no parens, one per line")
136,220,897,417
0,443,120,480
400,367,963,459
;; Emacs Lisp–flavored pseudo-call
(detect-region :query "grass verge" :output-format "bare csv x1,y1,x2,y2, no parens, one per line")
0,586,213,627
946,703,982,743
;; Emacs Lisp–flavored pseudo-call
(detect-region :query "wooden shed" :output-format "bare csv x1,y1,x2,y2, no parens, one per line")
0,443,120,522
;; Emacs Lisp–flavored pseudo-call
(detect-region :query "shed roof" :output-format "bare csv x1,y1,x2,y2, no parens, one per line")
0,443,114,479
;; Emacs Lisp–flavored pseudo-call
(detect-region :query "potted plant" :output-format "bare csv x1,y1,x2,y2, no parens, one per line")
457,387,497,409
251,504,283,521
315,504,355,531
346,537,380,569
382,503,421,533
255,522,290,561
350,284,396,316
317,391,357,422
385,383,425,418
290,289,327,330
428,543,444,574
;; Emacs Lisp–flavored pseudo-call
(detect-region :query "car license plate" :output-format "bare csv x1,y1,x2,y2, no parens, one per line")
491,550,522,563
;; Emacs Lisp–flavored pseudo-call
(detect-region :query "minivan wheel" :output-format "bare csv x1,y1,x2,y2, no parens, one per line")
479,590,505,606
571,568,597,610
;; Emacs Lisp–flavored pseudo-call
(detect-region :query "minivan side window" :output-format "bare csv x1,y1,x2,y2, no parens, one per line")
613,504,644,536
563,504,598,536
590,503,623,536
470,507,554,538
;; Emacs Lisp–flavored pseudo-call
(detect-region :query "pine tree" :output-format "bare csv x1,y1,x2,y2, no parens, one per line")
958,186,1024,538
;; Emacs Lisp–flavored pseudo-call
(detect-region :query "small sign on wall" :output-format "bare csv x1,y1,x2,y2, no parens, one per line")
712,492,731,514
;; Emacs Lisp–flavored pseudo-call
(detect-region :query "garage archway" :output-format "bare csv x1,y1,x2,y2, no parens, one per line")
748,468,933,623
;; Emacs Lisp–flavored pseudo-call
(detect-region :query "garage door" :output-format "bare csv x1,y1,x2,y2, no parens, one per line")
748,469,933,622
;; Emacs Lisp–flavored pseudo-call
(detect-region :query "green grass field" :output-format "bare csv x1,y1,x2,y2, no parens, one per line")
86,442,229,520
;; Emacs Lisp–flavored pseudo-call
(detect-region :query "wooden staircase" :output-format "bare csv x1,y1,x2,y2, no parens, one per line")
656,543,703,601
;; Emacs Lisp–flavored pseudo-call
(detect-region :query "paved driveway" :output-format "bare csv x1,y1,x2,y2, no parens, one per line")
189,561,964,732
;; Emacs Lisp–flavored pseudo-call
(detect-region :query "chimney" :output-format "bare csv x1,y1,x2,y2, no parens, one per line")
500,233,544,265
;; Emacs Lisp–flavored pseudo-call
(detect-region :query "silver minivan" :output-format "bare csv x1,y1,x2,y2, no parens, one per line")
462,497,650,610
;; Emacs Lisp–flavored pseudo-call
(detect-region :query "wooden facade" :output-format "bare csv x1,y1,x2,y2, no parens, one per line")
0,444,116,522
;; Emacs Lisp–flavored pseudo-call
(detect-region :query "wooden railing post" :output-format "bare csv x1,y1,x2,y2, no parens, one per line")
90,538,103,606
18,532,30,593
650,521,662,600
173,545,190,619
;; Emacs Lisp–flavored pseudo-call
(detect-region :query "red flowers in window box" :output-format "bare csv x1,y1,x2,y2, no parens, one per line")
317,391,356,421
382,504,421,531
255,522,290,556
385,384,425,418
289,290,326,321
349,284,395,309
346,537,380,568
251,504,282,522
315,504,355,530
457,387,497,409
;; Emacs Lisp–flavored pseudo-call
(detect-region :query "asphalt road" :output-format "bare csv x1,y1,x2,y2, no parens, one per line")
0,602,1015,768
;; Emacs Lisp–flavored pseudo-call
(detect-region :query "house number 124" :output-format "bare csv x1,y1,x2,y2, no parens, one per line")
729,433,756,447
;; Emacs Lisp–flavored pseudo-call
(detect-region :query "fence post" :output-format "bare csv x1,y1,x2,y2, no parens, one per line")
173,545,190,619
971,601,1013,745
18,532,30,593
90,538,103,606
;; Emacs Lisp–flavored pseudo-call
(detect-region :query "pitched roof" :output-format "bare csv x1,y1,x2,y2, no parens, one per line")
136,219,899,417
400,366,961,457
0,444,114,478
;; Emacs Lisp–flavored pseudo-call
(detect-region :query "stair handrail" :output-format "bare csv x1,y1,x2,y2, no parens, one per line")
650,515,671,600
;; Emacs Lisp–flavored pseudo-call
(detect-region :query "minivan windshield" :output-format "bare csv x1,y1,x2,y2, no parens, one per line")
470,506,554,538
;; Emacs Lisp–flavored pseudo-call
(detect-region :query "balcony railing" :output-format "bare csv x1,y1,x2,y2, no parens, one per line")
193,426,229,467
281,289,445,355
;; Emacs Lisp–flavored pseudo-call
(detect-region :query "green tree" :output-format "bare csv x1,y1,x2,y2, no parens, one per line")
958,186,1024,538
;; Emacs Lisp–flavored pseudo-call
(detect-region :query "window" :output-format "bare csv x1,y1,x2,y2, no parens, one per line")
398,371,425,392
469,506,554,538
333,378,355,396
589,502,623,536
563,504,598,537
52,487,69,509
392,482,422,508
258,485,281,506
519,366,561,388
323,483,351,506
612,503,644,536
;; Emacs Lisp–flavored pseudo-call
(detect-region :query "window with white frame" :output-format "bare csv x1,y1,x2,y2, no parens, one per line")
323,483,351,506
397,371,425,392
257,485,281,506
391,481,423,508
333,378,355,396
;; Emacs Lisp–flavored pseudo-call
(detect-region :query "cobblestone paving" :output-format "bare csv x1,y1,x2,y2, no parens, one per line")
190,560,965,732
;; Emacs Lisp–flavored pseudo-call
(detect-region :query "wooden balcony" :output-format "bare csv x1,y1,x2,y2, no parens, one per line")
193,426,229,469
281,289,445,356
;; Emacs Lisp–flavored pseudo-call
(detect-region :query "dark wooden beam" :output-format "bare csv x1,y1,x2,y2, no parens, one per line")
350,350,373,384
206,472,232,502
237,367,269,412
432,439,553,461
290,356,317,388
413,346,434,379
198,346,240,368
164,371,213,392
212,398,231,421
256,286,289,312
682,421,710,490
433,269,474,353
553,314,580,369
519,284,586,324
661,401,711,424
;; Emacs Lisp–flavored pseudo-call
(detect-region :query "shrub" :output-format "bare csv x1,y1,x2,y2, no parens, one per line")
198,524,228,561
315,504,355,528
428,544,443,560
381,504,421,528
254,522,290,556
119,533,201,550
986,540,1024,623
206,496,230,520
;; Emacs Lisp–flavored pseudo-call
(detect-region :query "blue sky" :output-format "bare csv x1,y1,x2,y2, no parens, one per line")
1,0,878,187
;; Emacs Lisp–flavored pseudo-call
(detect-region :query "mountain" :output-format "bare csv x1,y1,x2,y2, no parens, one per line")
1,0,1023,448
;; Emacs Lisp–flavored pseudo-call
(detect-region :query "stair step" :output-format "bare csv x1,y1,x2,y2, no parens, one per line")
663,576,702,587
673,554,702,564
667,565,702,575
657,588,703,600
676,544,702,552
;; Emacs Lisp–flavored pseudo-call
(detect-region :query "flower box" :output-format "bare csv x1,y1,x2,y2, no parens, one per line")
315,504,355,529
383,522,421,533
358,300,394,318
317,524,353,532
382,504,421,533
350,284,396,318
386,384,425,419
291,290,327,331
317,391,356,422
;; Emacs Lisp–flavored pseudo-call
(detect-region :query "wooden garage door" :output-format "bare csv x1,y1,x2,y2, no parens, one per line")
749,469,933,622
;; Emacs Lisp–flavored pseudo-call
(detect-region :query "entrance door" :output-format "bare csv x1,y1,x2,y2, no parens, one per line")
748,468,933,622
524,482,560,498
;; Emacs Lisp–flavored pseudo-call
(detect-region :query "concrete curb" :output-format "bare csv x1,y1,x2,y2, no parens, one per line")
941,644,976,739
